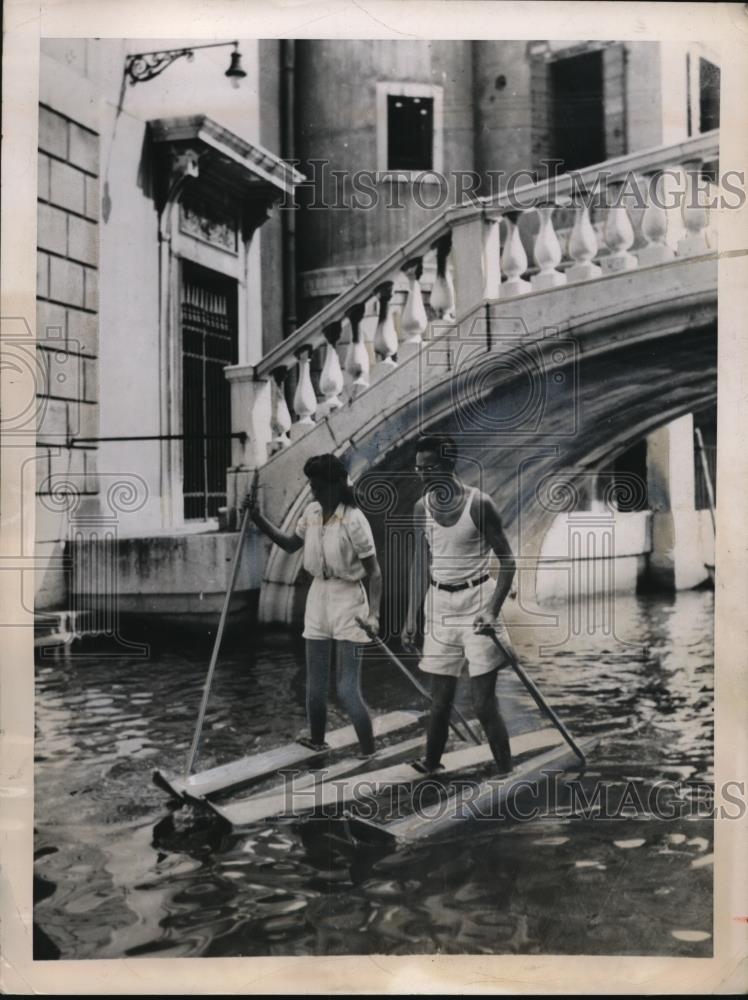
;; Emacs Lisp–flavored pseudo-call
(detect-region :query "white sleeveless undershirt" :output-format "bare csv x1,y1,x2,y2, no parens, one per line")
423,487,492,584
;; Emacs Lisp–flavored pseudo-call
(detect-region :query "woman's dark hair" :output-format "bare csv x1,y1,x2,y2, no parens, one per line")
415,433,458,470
303,453,357,507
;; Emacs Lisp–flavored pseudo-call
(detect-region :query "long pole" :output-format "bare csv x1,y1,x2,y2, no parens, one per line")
355,618,481,745
694,427,717,536
486,630,586,766
185,473,257,776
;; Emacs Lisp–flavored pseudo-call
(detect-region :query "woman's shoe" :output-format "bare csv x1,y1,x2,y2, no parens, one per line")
296,735,330,752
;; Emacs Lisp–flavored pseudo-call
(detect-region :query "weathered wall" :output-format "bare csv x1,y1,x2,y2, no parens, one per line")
36,48,101,608
258,38,285,352
35,38,285,609
294,39,475,314
473,41,535,183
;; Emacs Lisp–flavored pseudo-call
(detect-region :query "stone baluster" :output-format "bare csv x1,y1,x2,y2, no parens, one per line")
319,320,344,413
429,233,456,320
637,171,675,267
567,201,602,282
270,366,292,451
700,158,720,251
291,345,317,440
678,159,711,257
482,210,502,301
600,184,637,273
449,213,501,311
372,280,398,379
225,366,272,470
399,257,428,362
344,302,370,400
501,211,530,297
531,205,566,290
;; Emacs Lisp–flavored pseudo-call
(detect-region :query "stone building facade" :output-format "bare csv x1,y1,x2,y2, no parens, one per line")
34,38,720,624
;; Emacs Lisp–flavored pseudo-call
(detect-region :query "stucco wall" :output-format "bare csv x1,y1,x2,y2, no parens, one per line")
35,38,285,609
294,39,476,308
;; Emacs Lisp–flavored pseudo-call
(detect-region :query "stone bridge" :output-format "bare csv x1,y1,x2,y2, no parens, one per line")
225,132,718,628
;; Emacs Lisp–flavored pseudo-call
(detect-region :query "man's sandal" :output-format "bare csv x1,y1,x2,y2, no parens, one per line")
411,759,445,775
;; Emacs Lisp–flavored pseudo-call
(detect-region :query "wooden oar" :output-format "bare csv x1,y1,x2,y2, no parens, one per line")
185,470,258,777
485,629,586,766
355,617,481,745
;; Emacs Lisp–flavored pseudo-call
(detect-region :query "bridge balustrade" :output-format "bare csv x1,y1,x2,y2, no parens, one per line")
225,131,719,506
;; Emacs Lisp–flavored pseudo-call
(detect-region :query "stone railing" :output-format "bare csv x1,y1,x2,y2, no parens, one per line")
226,130,719,478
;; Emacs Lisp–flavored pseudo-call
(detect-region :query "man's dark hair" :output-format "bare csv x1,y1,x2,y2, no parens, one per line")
415,434,458,470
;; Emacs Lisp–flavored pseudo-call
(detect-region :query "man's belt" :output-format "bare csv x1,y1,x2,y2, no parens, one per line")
431,573,490,593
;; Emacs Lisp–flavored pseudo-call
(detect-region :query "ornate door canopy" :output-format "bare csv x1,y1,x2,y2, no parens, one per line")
148,114,304,235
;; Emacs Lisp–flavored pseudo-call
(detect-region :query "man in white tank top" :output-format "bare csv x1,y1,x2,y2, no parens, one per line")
402,434,516,775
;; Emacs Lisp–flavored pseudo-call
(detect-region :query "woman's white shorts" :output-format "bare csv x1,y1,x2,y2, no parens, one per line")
420,581,513,677
303,576,371,643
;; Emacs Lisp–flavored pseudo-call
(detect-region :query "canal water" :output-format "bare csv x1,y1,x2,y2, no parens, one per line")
34,590,714,960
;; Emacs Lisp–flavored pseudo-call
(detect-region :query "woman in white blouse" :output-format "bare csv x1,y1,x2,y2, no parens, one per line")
245,454,382,756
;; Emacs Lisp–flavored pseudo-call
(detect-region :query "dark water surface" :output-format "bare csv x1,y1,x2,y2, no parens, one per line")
34,591,714,959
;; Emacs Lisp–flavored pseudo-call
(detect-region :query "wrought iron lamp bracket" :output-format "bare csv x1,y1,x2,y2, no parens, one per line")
125,49,195,85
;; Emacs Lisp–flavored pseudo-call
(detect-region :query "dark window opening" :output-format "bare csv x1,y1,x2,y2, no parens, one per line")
699,58,720,133
550,50,605,172
387,94,433,171
181,262,238,520
597,440,648,513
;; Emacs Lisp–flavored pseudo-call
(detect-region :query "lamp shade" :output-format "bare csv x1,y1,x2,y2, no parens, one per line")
225,49,247,86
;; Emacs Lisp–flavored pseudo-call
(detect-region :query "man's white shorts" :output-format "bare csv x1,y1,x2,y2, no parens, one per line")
303,576,371,643
420,581,513,678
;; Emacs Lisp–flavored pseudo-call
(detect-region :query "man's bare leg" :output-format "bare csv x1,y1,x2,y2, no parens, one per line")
470,669,513,775
423,674,459,771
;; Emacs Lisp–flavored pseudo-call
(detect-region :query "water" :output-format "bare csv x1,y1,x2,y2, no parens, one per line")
34,590,714,959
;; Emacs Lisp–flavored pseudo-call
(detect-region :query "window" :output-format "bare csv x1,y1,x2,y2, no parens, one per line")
535,43,627,174
181,262,238,520
550,51,606,172
376,83,443,175
699,58,720,133
387,95,434,171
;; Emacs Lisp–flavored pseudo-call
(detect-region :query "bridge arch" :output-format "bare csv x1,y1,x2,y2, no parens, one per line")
257,257,716,627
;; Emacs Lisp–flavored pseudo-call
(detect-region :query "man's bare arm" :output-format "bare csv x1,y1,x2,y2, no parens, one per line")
404,498,431,638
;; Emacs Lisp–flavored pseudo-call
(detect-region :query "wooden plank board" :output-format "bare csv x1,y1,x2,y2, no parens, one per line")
202,734,426,826
210,726,562,829
381,734,598,843
153,709,422,800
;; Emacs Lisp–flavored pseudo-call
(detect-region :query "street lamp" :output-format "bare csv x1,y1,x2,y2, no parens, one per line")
125,41,247,87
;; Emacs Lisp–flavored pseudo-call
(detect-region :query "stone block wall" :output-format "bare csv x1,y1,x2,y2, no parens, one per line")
36,102,100,609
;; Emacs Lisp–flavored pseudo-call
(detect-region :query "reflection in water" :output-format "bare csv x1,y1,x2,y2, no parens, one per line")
34,592,714,959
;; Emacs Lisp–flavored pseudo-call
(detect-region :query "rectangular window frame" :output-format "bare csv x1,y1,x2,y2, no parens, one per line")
686,43,721,138
376,81,444,179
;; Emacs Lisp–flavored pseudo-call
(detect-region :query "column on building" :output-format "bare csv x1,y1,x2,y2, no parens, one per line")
645,413,708,590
